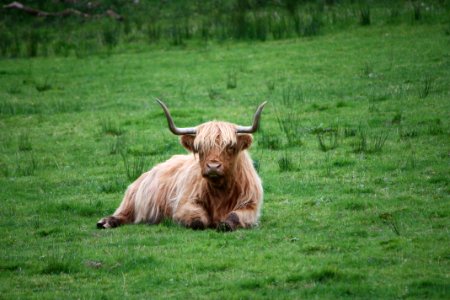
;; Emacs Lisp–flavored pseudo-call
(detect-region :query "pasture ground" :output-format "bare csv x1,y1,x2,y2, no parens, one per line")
1,20,449,299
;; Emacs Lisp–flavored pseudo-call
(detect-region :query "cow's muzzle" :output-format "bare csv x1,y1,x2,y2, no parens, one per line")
203,161,224,179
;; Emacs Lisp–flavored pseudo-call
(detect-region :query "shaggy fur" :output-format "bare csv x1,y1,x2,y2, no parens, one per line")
97,121,263,231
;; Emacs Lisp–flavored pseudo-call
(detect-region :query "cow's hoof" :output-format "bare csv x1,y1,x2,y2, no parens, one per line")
217,221,234,232
217,213,240,232
190,219,205,230
96,216,120,229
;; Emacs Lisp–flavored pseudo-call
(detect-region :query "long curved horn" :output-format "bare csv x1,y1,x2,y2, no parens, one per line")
236,101,267,134
156,99,197,135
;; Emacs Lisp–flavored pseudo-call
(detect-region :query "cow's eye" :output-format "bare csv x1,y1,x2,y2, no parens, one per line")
226,145,235,154
197,150,205,159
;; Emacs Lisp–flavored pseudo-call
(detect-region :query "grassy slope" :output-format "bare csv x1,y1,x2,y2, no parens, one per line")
0,23,449,299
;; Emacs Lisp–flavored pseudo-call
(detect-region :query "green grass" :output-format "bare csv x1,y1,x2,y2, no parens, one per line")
2,0,449,59
0,19,449,299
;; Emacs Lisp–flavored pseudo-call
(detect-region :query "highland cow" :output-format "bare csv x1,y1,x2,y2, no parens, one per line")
97,100,266,231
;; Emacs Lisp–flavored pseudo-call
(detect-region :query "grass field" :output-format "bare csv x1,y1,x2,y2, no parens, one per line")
1,10,449,299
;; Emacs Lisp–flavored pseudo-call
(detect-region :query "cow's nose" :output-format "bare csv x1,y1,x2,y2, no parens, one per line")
207,162,222,170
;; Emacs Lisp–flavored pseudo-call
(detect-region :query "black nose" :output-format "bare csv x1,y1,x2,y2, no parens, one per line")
207,162,222,170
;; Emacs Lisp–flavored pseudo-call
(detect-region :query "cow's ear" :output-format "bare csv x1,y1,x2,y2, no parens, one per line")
237,134,253,151
181,135,196,152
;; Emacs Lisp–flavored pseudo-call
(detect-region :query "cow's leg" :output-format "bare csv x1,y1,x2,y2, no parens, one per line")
97,179,140,229
96,215,123,229
173,202,210,230
218,205,258,232
96,198,134,229
96,209,134,229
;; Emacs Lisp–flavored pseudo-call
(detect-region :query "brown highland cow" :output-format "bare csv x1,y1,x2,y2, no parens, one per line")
97,100,266,231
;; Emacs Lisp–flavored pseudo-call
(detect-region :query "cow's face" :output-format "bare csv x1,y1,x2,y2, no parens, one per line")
181,122,252,186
